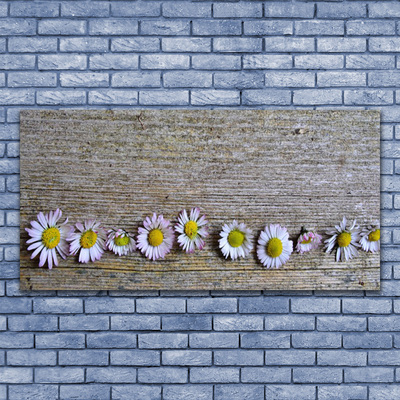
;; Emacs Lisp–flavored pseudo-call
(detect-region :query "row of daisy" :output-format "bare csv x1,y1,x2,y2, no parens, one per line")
26,208,380,270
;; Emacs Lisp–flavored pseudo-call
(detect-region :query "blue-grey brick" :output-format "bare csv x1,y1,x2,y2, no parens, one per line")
0,38,4,53
89,89,138,105
0,333,33,348
371,386,400,400
85,298,135,313
190,366,239,383
140,90,188,105
9,385,58,400
346,89,393,105
11,2,58,17
141,20,189,36
347,20,395,36
369,2,400,18
381,142,400,158
187,298,236,313
35,367,84,383
265,385,315,400
89,19,138,35
242,367,291,383
7,349,56,366
0,297,31,314
214,38,262,53
60,38,108,53
214,315,263,331
112,41,159,56
343,299,391,314
294,89,342,105
296,55,344,69
345,367,393,383
112,385,161,400
8,315,57,331
0,125,18,139
0,75,3,87
162,350,211,366
317,316,366,331
0,262,19,278
347,55,395,70
60,385,110,400
293,367,342,383
318,385,367,400
265,72,314,88
87,367,136,383
33,298,82,314
0,3,6,17
110,350,159,366
60,72,109,88
292,333,341,349
112,2,160,17
318,71,366,87
138,367,187,383
318,38,366,53
4,211,13,224
265,350,315,365
9,72,57,88
244,21,292,36
87,332,136,348
164,385,212,400
0,178,4,192
318,3,366,18
139,333,187,349
243,55,292,70
264,2,314,18
163,2,210,18
242,89,291,105
344,333,392,349
295,20,344,36
39,19,86,35
369,316,400,331
162,38,210,53
193,54,240,70
141,54,189,70
0,19,36,36
215,72,264,89
60,315,109,331
9,37,57,53
37,90,86,105
215,384,264,400
189,332,238,348
318,350,366,366
370,71,400,87
0,316,5,330
265,315,314,331
382,193,393,209
265,37,314,52
0,367,32,383
239,297,288,313
193,20,241,36
214,349,263,366
59,350,109,366
0,195,19,209
292,298,340,314
0,55,35,70
111,315,160,330
62,2,110,17
370,350,400,365
90,54,138,70
214,3,262,18
241,332,290,349
38,54,86,70
163,71,211,88
162,315,211,331
370,38,400,53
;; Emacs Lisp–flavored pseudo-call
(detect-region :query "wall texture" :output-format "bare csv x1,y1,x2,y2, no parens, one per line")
0,1,399,399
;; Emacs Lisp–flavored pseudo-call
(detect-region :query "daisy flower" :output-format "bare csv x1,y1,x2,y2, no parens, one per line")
137,213,175,261
296,227,322,254
359,221,380,253
106,228,136,256
68,219,107,263
325,216,360,262
175,207,209,253
257,224,293,268
219,220,253,260
25,208,72,269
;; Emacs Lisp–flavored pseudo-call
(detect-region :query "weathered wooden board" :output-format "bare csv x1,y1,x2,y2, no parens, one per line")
20,110,380,291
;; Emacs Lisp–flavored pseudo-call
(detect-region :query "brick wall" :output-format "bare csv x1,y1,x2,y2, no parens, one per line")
1,1,400,399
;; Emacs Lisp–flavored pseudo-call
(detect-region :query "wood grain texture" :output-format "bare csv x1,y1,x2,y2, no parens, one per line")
20,110,380,290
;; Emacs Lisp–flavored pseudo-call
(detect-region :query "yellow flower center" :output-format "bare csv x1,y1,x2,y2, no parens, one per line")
42,227,60,249
148,229,163,247
301,237,312,244
266,237,283,258
80,230,98,249
368,229,380,242
184,221,198,240
228,230,245,248
114,235,130,247
337,232,351,248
